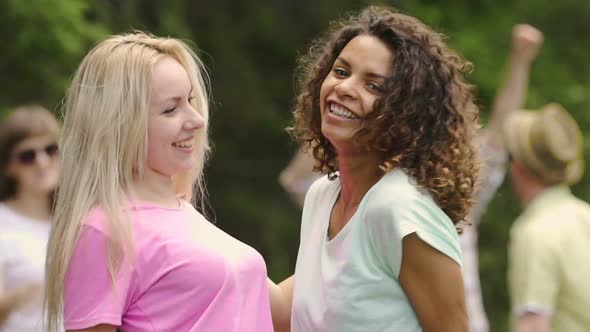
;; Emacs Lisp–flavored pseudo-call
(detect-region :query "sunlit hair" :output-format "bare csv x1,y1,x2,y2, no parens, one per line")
289,6,479,225
0,105,60,201
44,32,210,332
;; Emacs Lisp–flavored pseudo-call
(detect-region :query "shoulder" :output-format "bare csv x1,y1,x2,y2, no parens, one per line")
365,170,450,222
0,203,13,229
81,205,110,232
513,196,590,244
363,169,461,265
0,204,10,261
0,203,49,245
305,175,338,199
0,202,8,216
76,205,140,253
301,174,339,213
299,175,337,237
0,203,20,227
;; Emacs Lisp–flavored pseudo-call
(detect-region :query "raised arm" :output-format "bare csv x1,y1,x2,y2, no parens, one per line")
486,24,544,149
470,25,544,223
279,149,317,208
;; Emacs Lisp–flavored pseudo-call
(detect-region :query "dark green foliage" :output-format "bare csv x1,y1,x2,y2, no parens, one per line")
3,1,589,330
0,0,105,110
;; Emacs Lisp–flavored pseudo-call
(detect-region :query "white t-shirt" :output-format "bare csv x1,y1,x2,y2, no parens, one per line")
0,203,52,332
291,170,462,332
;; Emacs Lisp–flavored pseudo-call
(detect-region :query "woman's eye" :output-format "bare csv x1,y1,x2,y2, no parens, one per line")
367,82,382,92
333,68,348,77
163,107,176,114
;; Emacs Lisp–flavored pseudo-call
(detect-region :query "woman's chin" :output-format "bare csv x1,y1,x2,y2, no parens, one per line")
22,183,55,196
168,164,195,178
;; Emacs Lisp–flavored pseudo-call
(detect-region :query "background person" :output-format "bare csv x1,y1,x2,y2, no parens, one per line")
0,105,60,332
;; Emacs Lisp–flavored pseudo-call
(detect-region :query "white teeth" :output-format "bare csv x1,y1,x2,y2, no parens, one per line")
173,143,192,148
328,103,359,119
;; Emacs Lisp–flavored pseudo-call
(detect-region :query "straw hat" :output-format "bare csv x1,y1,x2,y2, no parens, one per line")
503,103,584,185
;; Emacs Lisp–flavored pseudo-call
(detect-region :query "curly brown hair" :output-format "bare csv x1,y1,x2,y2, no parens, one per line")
288,6,479,224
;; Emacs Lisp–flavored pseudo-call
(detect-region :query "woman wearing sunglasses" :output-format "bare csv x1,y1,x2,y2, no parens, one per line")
0,105,60,332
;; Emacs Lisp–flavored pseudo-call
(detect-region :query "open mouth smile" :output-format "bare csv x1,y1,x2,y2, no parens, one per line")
327,102,361,120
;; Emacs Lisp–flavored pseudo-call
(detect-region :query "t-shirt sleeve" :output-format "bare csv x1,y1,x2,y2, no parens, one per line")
366,191,462,277
398,196,462,266
508,226,559,316
63,224,137,330
299,176,329,244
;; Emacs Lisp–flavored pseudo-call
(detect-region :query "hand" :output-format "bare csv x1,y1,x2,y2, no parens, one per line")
511,24,544,63
14,283,42,308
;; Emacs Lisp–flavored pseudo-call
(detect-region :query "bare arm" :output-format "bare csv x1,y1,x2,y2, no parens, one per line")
267,276,294,332
400,234,468,332
68,324,117,332
279,150,317,208
486,24,544,149
0,279,41,326
515,313,552,332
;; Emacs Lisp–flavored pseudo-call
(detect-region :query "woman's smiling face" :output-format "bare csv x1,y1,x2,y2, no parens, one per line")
319,34,394,151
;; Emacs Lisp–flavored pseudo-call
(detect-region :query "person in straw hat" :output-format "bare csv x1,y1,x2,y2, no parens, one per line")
504,103,590,332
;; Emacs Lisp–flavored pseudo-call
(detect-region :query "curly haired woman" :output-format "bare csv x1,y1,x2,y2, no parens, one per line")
276,6,480,332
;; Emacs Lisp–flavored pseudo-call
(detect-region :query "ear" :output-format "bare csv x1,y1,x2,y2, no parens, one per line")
510,160,526,178
512,160,544,185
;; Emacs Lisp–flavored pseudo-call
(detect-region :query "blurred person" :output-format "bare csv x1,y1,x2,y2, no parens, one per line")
279,149,319,208
459,24,543,332
504,103,590,332
276,6,481,331
0,105,60,332
44,32,275,332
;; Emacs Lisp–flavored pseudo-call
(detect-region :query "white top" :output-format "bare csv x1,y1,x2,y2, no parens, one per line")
291,170,462,332
460,133,508,332
0,203,52,332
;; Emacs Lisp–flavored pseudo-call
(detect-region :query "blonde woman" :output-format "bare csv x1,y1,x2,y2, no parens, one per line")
44,32,274,332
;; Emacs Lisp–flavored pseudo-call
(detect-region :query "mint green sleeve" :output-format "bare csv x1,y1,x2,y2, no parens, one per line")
365,192,462,277
398,195,462,267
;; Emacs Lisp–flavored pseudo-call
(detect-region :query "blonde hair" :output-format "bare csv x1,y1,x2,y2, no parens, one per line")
44,32,210,332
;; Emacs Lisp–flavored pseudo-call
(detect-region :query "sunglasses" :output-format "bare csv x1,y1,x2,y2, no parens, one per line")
14,143,59,165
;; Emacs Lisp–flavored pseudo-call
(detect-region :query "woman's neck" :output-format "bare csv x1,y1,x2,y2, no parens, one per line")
337,151,384,208
132,170,180,208
6,191,52,221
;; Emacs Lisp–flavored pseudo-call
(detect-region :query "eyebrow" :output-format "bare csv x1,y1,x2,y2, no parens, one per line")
335,57,388,80
161,86,194,103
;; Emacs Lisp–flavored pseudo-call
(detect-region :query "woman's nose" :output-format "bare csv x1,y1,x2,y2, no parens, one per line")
334,78,358,100
183,106,205,131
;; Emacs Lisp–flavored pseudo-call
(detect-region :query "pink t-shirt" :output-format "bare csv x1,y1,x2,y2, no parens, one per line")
63,200,274,332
